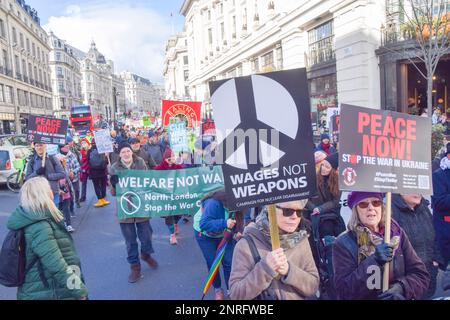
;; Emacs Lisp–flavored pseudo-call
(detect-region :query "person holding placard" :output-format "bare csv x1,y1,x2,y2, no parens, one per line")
155,148,183,245
25,143,66,206
87,140,110,208
229,200,320,300
332,192,429,300
109,142,158,283
193,189,242,300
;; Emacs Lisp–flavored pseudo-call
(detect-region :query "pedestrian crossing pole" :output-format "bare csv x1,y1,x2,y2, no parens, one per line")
383,192,392,292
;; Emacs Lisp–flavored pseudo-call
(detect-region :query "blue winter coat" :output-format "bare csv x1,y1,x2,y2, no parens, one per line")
199,198,229,237
431,168,450,266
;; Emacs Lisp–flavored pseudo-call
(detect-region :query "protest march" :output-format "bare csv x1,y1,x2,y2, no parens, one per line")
0,1,449,309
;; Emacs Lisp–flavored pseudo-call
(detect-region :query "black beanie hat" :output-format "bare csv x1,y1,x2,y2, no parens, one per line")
118,142,132,154
325,152,339,170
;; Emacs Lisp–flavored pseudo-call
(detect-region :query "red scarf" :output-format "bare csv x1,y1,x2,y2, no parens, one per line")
321,142,331,155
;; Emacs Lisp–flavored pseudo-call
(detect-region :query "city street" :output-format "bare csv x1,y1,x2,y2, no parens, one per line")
0,184,216,300
1,183,449,300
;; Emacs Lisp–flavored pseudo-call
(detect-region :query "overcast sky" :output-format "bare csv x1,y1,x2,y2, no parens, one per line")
28,0,186,83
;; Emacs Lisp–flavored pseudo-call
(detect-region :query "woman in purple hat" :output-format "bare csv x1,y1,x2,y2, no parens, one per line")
332,192,430,300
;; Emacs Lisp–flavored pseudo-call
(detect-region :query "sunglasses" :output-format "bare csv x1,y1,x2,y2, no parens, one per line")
357,200,383,209
276,206,302,218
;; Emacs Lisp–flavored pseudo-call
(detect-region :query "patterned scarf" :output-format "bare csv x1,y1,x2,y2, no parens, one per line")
440,156,450,171
355,220,401,264
255,208,308,250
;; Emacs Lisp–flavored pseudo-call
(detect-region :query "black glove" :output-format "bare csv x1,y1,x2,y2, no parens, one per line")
110,175,119,187
374,243,394,265
442,263,450,291
378,283,405,300
36,167,46,176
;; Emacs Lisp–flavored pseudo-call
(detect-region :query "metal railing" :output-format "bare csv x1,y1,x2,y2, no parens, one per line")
305,45,336,68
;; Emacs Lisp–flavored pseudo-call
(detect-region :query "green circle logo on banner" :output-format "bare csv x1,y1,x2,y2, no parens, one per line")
120,191,141,216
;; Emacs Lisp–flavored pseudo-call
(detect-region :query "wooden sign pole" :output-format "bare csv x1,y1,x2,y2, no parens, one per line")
267,204,280,250
382,192,392,292
42,144,47,168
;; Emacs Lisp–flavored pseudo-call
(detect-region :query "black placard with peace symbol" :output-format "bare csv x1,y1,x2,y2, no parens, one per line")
209,68,317,211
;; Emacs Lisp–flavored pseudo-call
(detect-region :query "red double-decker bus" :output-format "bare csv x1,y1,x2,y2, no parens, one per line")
70,105,94,138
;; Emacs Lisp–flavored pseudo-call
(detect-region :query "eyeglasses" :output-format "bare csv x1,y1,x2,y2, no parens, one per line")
357,200,383,209
275,206,302,218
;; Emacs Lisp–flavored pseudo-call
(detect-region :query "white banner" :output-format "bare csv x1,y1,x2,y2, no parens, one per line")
94,129,113,154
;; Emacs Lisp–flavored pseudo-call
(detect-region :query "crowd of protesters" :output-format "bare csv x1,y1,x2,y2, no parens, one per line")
2,119,450,301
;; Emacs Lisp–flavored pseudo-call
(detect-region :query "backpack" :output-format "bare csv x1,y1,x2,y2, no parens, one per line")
89,149,106,169
0,221,50,288
243,236,277,300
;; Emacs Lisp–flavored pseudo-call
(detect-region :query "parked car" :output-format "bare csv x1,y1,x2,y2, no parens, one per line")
0,134,28,147
0,145,32,184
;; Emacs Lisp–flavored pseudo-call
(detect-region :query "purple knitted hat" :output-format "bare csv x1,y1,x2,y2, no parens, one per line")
347,192,384,210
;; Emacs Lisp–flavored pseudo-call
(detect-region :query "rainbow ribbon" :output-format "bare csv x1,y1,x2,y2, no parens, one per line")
201,228,232,300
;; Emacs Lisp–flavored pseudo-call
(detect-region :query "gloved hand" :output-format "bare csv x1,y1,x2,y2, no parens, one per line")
110,175,119,187
442,263,450,291
36,167,46,176
374,243,394,265
378,283,405,300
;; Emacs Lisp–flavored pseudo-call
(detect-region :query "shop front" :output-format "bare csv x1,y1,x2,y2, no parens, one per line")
0,113,16,134
308,62,338,143
378,41,450,115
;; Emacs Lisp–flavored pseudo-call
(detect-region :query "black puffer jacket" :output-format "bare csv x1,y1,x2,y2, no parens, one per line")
391,194,440,265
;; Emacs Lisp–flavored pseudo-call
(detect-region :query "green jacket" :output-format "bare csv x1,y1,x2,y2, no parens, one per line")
7,207,88,300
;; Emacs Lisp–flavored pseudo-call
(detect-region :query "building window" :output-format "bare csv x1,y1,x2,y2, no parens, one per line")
207,10,211,20
14,55,20,75
208,28,213,45
0,85,4,102
0,19,5,38
308,20,335,66
276,45,283,70
12,27,17,43
184,70,189,81
221,22,225,41
236,65,242,77
22,59,26,77
56,52,61,61
2,49,9,71
5,86,13,104
232,16,236,38
26,38,30,52
252,58,259,73
28,63,32,80
19,33,24,48
183,56,188,65
32,43,36,57
261,51,274,72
